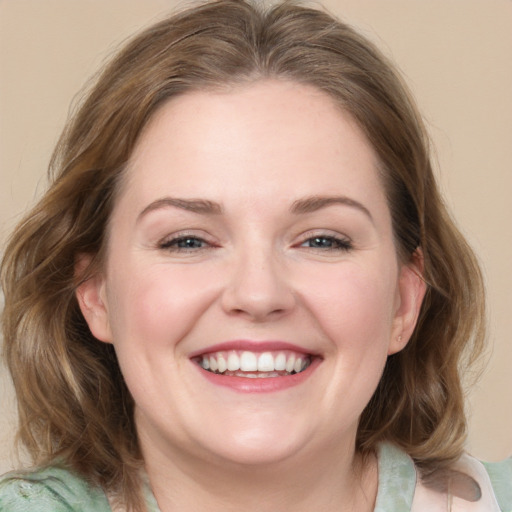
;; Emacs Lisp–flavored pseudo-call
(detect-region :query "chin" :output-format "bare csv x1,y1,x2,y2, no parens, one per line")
191,416,313,467
209,439,305,467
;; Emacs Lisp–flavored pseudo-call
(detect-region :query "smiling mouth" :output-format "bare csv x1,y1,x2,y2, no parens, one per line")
195,350,312,378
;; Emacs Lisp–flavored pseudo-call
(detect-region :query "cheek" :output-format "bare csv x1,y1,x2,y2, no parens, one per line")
105,261,219,351
103,261,223,407
298,260,398,353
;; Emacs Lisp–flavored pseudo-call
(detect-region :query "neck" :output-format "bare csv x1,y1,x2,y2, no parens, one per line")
142,435,378,512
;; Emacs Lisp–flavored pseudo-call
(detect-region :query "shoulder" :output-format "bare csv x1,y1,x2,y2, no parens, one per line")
376,443,512,512
413,451,512,512
446,452,512,511
0,465,111,511
482,456,512,512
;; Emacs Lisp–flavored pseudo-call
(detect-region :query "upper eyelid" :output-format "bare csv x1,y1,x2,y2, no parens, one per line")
158,231,215,247
295,228,352,241
155,227,353,245
157,230,352,241
159,228,211,240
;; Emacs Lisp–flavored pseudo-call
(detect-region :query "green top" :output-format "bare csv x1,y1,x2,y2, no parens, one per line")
0,444,510,511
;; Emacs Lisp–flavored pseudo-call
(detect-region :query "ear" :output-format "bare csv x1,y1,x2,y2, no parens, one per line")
75,255,113,344
388,249,427,355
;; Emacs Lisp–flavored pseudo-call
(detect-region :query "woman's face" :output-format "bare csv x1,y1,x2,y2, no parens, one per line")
79,80,424,468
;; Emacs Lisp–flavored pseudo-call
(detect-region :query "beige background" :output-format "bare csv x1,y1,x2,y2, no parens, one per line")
1,0,511,474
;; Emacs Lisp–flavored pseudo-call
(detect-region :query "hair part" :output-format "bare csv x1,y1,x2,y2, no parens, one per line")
1,1,485,509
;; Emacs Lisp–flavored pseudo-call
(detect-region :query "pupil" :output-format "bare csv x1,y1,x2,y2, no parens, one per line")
179,238,201,248
312,237,331,247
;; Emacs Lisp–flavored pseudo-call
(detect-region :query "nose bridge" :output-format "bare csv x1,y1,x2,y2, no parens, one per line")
221,234,294,321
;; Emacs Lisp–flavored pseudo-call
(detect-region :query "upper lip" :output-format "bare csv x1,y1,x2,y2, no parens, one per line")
188,340,321,358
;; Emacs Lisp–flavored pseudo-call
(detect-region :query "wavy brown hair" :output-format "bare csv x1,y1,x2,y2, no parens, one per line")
1,0,485,509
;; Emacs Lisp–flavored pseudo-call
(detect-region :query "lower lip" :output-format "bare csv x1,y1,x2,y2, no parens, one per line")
193,358,321,393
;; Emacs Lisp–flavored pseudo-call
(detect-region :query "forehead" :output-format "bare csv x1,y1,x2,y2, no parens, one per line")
118,80,388,219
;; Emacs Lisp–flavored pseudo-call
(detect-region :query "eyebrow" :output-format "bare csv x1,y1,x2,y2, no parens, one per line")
290,195,373,222
137,197,223,221
137,195,372,222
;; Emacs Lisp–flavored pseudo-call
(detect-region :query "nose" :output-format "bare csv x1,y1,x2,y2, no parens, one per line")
220,245,296,322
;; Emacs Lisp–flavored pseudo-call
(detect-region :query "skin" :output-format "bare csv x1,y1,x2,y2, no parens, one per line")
78,80,426,511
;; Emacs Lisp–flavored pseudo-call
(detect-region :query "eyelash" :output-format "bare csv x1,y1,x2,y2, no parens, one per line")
299,235,353,252
159,235,212,252
159,234,353,253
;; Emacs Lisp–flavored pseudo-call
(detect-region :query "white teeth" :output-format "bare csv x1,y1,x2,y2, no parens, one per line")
285,354,296,373
274,353,286,371
217,353,227,373
240,351,258,371
257,352,274,372
227,352,240,371
199,350,312,376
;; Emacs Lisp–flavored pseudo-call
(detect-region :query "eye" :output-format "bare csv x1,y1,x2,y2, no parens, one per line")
300,235,352,251
160,236,210,251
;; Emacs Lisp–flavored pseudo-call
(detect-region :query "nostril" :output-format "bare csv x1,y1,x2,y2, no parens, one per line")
227,306,289,321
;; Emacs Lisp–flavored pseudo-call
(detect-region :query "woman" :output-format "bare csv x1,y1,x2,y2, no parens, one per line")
0,0,510,510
